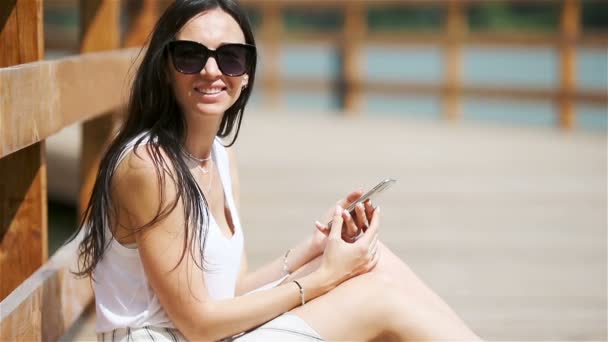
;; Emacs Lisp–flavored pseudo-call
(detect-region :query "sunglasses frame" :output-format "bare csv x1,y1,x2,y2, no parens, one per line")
167,40,256,77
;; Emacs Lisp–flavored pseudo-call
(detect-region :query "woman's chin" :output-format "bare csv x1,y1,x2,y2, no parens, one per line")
194,102,230,117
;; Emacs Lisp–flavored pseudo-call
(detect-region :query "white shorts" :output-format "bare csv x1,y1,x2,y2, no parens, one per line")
97,326,186,341
234,313,323,341
97,313,323,341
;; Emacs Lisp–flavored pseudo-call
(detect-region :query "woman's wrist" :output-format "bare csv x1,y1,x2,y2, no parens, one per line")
298,268,335,301
284,238,319,274
306,235,324,258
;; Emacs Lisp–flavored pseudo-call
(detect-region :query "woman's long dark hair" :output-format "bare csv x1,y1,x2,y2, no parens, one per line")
71,0,257,277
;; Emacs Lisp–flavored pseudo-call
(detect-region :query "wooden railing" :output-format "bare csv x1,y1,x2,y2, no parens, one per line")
241,0,607,129
0,0,605,340
0,1,156,340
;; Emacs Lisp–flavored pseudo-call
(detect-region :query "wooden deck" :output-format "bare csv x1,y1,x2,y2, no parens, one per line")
59,113,606,341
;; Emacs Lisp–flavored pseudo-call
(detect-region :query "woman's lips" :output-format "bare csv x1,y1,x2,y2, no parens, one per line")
193,86,226,102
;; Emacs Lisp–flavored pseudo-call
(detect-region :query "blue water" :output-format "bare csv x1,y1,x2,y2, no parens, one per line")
462,47,557,87
363,45,443,83
251,44,607,132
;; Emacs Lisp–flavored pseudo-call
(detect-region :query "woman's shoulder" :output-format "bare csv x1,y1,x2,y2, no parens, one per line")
112,144,177,203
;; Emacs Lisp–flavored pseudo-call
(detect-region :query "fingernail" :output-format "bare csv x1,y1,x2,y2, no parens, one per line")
335,205,343,215
357,203,364,210
343,209,351,217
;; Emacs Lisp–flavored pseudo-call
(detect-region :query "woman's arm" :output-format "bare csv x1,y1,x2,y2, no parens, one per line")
113,150,380,341
235,237,320,295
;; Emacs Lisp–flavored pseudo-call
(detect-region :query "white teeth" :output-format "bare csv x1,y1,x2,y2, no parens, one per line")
195,87,223,95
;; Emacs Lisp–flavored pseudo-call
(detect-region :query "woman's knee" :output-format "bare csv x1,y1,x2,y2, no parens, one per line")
362,276,414,339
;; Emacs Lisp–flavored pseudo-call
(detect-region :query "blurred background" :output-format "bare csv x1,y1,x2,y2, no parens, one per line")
39,0,606,340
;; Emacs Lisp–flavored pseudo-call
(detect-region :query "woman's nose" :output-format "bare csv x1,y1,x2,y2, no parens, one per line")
201,56,221,77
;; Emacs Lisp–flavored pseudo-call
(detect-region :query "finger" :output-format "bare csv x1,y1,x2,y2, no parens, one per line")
337,189,364,208
329,205,344,239
364,200,374,221
342,209,358,239
354,203,369,232
315,221,330,236
357,206,380,246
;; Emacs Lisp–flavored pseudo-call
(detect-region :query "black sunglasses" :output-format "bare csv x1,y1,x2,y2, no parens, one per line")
167,40,256,77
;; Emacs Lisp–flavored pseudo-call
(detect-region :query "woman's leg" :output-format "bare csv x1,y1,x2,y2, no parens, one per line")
287,243,480,341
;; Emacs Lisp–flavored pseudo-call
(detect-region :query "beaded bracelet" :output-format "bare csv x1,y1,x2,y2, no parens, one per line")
292,280,305,306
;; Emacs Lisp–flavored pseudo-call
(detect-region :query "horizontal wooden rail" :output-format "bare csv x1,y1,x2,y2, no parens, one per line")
265,31,608,48
241,0,607,6
0,234,92,341
263,78,608,104
0,48,140,159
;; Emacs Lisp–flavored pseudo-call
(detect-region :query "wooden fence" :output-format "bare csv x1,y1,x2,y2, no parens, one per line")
239,0,607,129
0,1,153,340
0,0,606,340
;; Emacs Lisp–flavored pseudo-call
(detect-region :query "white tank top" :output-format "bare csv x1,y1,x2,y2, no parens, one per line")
93,133,245,333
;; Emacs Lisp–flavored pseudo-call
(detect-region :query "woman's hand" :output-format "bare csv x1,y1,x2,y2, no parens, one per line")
319,205,381,285
310,190,376,256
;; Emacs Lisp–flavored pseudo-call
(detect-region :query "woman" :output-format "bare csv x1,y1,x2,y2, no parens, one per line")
74,0,480,340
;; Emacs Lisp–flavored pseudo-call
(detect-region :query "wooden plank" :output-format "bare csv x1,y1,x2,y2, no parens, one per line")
78,0,121,217
123,0,159,48
242,0,560,6
578,33,608,47
235,115,607,340
259,78,608,105
341,2,365,113
558,0,580,130
0,0,46,304
0,0,43,65
0,144,47,301
78,0,121,218
260,2,282,108
80,0,119,53
0,236,93,342
258,30,608,49
0,49,139,159
442,0,466,121
276,31,608,48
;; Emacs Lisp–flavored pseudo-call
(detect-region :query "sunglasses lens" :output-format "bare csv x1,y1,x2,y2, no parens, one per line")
170,41,206,74
217,45,251,76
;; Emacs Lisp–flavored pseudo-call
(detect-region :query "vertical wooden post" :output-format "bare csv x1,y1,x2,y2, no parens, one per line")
342,2,365,114
559,0,580,130
443,0,466,121
79,0,120,217
0,0,46,303
260,2,281,109
123,0,159,48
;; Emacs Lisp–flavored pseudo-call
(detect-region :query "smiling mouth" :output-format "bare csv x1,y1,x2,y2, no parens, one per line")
194,87,226,95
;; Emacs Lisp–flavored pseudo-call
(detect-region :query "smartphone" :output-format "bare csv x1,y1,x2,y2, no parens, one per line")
345,178,396,213
327,178,396,226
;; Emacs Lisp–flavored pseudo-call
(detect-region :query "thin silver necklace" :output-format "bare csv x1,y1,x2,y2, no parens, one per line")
184,149,212,163
196,159,213,175
201,160,214,191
